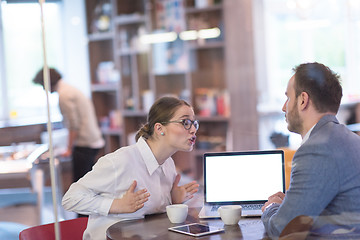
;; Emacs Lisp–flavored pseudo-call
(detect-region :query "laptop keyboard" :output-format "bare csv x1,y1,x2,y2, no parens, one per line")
211,204,263,212
242,204,263,210
211,205,220,211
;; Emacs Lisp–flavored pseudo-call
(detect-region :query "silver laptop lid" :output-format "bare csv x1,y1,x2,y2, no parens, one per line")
203,150,285,205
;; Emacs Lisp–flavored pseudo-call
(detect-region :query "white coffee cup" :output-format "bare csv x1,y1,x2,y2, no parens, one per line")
218,205,242,225
166,204,188,223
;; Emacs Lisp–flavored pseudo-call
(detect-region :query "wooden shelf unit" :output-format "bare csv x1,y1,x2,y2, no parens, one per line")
85,0,231,180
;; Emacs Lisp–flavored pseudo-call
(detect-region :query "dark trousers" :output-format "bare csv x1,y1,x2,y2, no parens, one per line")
72,146,100,182
72,146,100,218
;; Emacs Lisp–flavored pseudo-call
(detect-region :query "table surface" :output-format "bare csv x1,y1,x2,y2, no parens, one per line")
106,208,269,240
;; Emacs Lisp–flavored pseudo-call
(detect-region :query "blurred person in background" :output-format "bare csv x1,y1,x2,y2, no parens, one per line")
33,68,105,184
346,102,360,135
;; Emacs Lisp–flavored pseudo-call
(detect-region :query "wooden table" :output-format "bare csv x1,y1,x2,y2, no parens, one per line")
106,208,269,240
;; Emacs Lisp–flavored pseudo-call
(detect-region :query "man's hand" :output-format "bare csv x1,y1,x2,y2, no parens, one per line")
61,148,72,158
171,174,199,204
261,191,285,212
109,180,150,214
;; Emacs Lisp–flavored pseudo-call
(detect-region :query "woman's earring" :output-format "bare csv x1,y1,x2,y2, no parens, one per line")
161,132,164,136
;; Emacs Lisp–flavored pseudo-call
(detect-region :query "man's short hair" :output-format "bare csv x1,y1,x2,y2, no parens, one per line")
293,62,342,113
33,68,62,88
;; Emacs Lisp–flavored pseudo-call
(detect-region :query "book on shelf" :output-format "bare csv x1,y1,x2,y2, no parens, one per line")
195,88,230,117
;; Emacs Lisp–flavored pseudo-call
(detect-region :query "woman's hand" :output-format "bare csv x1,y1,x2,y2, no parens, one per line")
171,174,199,204
109,180,150,214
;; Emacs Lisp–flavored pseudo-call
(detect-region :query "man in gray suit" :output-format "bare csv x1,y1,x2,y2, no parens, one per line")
261,62,360,237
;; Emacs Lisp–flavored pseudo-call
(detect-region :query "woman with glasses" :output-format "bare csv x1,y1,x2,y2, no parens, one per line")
62,96,199,240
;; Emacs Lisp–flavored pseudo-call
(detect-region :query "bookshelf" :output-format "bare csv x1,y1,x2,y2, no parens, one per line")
85,0,232,179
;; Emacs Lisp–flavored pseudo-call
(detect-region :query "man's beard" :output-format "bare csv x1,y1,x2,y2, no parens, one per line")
287,100,303,134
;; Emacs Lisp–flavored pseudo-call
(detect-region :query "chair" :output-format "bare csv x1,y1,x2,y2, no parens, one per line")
19,217,88,240
280,148,296,190
279,215,313,240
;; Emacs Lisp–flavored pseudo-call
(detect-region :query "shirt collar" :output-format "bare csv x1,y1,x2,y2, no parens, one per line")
136,137,166,176
301,124,316,145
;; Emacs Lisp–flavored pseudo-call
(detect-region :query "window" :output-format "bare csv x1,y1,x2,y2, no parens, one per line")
261,0,349,105
257,0,360,149
0,1,63,123
258,0,360,108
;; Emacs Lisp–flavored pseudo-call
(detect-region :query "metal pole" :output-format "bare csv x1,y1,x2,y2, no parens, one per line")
39,0,60,239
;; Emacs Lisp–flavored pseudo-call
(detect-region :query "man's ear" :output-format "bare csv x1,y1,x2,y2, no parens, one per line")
299,92,310,110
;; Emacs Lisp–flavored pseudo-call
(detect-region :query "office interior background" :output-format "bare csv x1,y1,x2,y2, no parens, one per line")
1,0,360,236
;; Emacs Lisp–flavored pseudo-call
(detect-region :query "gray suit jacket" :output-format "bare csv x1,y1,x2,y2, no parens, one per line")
262,115,360,237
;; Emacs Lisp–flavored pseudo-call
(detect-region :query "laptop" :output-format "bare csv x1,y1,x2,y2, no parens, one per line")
198,150,285,218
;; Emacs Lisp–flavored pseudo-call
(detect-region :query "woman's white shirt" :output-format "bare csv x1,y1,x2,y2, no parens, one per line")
62,137,177,240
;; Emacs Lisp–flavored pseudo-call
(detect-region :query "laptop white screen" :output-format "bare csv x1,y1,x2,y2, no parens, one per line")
204,151,285,203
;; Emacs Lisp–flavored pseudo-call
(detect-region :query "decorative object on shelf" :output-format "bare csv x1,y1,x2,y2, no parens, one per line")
127,132,137,146
152,0,188,74
195,0,214,8
119,29,130,51
132,26,149,52
125,98,135,110
96,61,120,83
151,32,189,74
155,0,186,32
195,88,229,117
91,0,112,33
100,116,110,129
216,90,230,117
142,90,155,112
116,13,148,52
109,110,123,129
195,88,216,117
194,0,222,8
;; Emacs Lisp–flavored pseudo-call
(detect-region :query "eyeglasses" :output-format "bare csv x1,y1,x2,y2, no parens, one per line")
163,119,199,130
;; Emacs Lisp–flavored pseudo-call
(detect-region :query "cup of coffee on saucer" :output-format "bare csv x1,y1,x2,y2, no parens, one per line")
166,204,188,224
218,205,242,225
